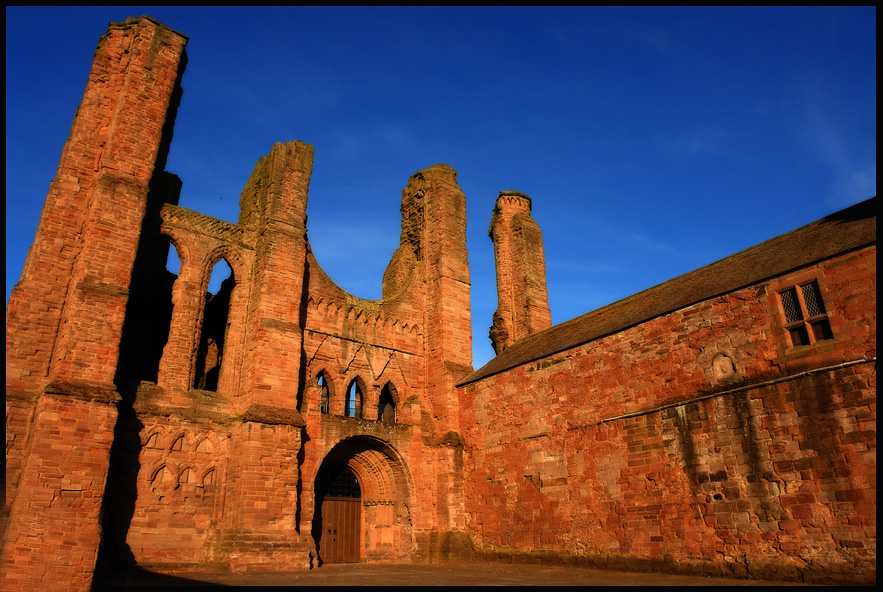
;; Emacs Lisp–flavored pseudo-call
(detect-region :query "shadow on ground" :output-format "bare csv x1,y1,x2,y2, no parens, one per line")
92,566,228,589
91,562,808,588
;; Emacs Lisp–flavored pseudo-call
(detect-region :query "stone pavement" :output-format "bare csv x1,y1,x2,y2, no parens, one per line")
94,562,807,587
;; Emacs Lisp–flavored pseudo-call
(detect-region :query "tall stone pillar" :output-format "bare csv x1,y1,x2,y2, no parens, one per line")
488,191,552,354
410,165,473,434
399,165,473,544
215,141,313,567
3,17,187,591
237,141,313,412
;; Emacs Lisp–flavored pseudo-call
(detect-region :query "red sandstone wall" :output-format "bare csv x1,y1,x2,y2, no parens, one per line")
6,17,186,392
6,13,470,583
461,246,876,584
113,154,475,569
3,17,188,592
294,164,473,561
125,415,228,566
2,394,119,591
156,205,254,399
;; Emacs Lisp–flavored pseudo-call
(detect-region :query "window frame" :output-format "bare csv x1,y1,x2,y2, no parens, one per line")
777,280,833,347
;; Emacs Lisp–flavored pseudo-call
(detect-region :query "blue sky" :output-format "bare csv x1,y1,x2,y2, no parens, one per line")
5,7,876,370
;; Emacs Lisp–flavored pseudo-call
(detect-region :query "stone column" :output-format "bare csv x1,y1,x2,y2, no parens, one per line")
488,191,551,353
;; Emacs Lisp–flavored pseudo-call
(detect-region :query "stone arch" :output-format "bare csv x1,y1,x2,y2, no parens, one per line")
168,430,191,453
177,465,198,486
161,227,193,271
344,377,367,419
321,367,346,416
312,436,414,564
315,369,334,414
194,433,217,455
201,466,217,487
193,245,247,394
377,382,398,423
149,462,177,486
143,429,167,450
202,244,248,287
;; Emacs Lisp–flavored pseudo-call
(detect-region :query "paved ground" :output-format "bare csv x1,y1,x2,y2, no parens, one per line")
94,562,808,587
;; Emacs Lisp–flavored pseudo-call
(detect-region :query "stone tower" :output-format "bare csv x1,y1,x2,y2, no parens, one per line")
3,17,188,592
488,191,552,353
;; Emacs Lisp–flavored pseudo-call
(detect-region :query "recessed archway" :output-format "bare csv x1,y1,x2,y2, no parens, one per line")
312,436,414,564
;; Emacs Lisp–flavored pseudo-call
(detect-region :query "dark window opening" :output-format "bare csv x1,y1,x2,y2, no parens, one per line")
115,234,178,393
788,325,810,347
377,384,397,423
194,259,234,391
810,319,834,341
326,465,361,499
778,280,833,348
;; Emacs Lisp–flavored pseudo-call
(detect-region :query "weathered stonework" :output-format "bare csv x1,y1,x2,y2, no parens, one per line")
489,190,552,353
4,15,876,591
459,205,876,585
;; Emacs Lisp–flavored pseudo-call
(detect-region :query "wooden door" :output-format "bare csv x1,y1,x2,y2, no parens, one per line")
319,496,361,563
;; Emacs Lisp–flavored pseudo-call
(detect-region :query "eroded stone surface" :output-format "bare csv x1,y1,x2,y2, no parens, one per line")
3,15,876,592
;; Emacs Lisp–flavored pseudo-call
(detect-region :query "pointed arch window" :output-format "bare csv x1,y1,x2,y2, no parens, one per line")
317,373,330,414
345,380,362,418
194,259,234,391
378,383,397,423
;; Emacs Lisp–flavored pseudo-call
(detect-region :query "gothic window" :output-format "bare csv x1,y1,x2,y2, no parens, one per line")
378,383,397,423
116,235,179,386
779,280,833,347
194,259,234,391
318,373,331,414
345,380,362,418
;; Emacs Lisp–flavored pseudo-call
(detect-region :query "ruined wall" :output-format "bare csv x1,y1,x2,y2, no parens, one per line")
3,17,187,592
460,245,876,584
5,12,475,581
296,164,474,562
8,13,874,589
94,146,474,571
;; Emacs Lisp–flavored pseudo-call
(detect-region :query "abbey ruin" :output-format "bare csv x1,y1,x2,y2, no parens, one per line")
3,17,876,590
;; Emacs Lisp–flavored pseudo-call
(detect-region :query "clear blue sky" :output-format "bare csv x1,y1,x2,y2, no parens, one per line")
5,7,876,370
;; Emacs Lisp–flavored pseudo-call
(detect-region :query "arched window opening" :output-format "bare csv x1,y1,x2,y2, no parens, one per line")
327,465,361,498
345,380,362,418
318,373,331,414
166,246,182,275
115,234,179,392
378,384,397,423
194,259,234,392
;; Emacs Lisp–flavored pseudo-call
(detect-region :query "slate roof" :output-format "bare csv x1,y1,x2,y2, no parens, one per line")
459,196,877,386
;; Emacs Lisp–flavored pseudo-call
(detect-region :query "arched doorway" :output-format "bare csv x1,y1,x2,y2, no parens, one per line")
315,464,362,563
312,436,414,564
